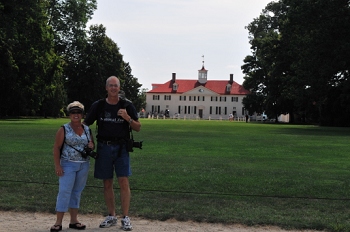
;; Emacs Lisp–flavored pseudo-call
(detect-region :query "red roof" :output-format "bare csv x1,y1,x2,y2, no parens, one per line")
148,79,250,95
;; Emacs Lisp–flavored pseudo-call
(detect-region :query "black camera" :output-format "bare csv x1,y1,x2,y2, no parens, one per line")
127,139,143,152
81,146,99,159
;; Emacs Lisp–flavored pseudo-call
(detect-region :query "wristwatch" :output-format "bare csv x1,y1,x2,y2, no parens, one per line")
128,118,133,124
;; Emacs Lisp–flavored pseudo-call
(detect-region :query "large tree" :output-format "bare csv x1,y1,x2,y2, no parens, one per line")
281,0,350,125
67,24,125,110
242,0,350,126
0,0,145,117
0,0,64,117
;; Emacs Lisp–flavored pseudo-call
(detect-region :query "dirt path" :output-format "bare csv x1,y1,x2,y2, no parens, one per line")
0,211,322,232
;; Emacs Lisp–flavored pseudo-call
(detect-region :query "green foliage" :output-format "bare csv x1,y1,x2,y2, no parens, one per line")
1,119,350,231
242,0,350,126
0,0,64,117
0,0,144,117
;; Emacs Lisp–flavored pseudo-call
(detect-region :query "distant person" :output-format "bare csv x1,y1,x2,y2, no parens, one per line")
245,114,249,123
51,101,94,232
229,113,233,122
84,76,141,231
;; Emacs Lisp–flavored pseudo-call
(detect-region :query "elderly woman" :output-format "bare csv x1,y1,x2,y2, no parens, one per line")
50,101,94,232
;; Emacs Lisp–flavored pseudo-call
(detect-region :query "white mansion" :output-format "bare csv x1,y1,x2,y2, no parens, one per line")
145,65,250,120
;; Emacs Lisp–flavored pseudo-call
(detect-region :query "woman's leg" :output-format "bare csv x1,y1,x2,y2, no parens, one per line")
69,162,89,210
55,160,76,212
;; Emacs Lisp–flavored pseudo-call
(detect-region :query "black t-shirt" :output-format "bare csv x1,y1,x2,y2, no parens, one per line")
84,99,138,140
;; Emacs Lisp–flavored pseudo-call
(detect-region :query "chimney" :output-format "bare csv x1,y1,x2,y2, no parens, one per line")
229,74,234,84
172,73,176,82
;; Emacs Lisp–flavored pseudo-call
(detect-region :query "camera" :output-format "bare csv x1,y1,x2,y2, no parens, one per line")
127,139,143,152
81,146,99,159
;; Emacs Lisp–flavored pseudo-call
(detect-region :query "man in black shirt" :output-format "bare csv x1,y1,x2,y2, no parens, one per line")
84,76,141,231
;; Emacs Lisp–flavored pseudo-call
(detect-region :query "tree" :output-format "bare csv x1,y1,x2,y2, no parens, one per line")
242,0,350,126
280,0,350,125
47,0,97,111
0,0,64,117
67,24,126,110
122,62,143,111
242,2,291,122
0,0,143,117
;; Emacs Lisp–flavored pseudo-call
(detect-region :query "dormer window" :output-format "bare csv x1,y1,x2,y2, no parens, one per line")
226,84,231,92
173,83,178,91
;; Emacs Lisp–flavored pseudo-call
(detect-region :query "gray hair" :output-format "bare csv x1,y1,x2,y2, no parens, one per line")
106,76,120,87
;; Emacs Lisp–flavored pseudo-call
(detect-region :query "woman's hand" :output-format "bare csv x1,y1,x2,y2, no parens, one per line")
55,165,63,176
87,141,95,150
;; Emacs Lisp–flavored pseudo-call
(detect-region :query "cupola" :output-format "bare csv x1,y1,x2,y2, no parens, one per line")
198,56,208,84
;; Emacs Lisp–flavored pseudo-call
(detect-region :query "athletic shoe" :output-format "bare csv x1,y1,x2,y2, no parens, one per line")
99,215,117,228
121,216,133,231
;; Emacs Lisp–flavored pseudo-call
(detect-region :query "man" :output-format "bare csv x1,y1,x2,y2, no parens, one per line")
84,76,141,231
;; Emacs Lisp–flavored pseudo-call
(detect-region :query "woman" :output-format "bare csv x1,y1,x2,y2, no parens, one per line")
50,101,94,232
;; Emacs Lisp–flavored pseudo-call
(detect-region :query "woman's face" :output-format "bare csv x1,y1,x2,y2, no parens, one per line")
69,110,83,122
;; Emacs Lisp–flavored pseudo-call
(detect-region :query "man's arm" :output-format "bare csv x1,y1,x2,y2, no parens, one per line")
83,101,99,126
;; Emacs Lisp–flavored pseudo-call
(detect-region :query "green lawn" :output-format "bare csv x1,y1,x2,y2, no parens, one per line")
1,118,350,231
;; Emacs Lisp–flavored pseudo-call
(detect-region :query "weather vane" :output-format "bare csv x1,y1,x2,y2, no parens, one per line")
202,55,205,66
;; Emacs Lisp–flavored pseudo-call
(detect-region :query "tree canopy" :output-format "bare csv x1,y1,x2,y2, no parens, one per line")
242,0,350,126
0,0,144,117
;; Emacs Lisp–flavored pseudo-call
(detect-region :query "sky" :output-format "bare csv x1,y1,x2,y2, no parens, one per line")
88,0,274,90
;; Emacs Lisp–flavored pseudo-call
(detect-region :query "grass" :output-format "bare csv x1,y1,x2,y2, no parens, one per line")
1,118,350,231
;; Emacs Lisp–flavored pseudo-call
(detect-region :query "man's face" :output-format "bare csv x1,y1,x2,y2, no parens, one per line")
106,78,120,97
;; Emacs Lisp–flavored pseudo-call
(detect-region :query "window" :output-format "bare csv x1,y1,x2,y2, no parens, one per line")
164,95,171,100
152,105,160,113
179,96,187,101
188,96,196,101
210,106,212,114
217,107,221,115
231,97,238,102
173,84,178,91
220,96,226,102
211,96,218,101
153,95,160,100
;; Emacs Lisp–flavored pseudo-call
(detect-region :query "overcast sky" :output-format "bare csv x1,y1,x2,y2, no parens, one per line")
88,0,274,90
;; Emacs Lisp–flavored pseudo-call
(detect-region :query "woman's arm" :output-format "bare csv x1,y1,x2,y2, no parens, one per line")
53,127,64,176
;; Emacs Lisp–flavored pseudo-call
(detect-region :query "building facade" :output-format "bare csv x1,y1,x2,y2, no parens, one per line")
145,65,250,120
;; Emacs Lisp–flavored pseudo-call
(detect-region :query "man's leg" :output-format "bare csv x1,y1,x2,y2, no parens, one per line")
119,177,133,230
118,177,130,216
99,179,118,228
103,179,116,216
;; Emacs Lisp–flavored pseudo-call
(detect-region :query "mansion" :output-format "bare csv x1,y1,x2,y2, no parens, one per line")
145,65,250,120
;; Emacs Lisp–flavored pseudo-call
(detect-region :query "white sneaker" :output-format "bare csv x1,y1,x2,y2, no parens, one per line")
99,215,117,228
121,216,133,231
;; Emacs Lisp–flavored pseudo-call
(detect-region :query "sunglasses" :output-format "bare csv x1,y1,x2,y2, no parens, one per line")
70,111,82,114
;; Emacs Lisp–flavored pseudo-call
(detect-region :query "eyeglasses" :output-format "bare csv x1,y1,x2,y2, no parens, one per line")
108,84,119,88
70,111,82,114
